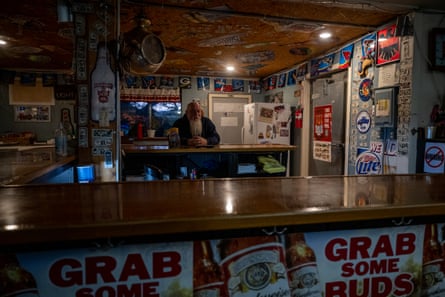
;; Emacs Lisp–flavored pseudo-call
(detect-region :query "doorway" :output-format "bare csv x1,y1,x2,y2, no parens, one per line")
309,71,347,176
208,94,252,144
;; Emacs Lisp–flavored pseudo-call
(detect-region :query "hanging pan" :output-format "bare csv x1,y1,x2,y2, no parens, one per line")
120,16,166,75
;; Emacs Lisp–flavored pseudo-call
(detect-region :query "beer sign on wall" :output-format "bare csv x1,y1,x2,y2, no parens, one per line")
3,222,444,297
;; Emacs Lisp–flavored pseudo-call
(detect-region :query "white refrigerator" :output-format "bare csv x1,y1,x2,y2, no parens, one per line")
242,103,292,144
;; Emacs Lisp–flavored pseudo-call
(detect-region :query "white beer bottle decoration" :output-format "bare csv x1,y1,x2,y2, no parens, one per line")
91,42,116,123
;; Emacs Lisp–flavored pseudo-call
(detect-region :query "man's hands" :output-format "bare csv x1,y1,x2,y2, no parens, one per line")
187,136,208,146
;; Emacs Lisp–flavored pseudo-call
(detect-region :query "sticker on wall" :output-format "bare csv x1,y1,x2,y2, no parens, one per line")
287,69,296,86
357,32,376,78
355,148,382,175
338,43,354,69
214,78,226,91
295,63,308,81
248,80,261,93
358,78,373,102
313,104,332,142
197,77,210,90
356,110,371,134
424,142,445,173
141,76,156,89
377,23,400,66
179,76,191,89
310,53,335,77
277,73,286,88
232,79,244,92
313,140,331,162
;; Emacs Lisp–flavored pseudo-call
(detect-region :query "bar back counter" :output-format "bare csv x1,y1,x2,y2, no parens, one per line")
1,174,445,296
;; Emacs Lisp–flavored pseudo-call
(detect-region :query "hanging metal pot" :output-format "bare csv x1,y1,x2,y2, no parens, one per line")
120,16,166,75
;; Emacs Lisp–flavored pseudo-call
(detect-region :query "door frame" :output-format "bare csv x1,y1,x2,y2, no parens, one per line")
306,69,350,176
208,93,252,144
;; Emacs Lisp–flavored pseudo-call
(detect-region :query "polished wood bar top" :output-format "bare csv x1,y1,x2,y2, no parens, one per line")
0,145,76,185
122,143,296,154
1,174,445,246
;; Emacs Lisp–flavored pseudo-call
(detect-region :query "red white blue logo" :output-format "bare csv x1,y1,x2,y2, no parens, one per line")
355,151,382,175
356,110,371,134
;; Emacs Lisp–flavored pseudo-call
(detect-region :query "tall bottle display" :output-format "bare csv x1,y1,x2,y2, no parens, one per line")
285,232,322,297
193,240,226,297
91,42,116,123
421,223,445,296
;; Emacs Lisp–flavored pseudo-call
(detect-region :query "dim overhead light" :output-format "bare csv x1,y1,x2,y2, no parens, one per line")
0,39,7,45
319,32,332,39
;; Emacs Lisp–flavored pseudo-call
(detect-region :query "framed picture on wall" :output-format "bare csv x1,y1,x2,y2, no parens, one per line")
14,105,51,122
428,28,445,71
377,24,400,66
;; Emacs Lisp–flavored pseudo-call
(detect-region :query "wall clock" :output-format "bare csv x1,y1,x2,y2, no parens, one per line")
429,28,445,71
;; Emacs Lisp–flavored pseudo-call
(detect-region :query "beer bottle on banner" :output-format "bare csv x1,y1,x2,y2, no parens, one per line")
421,223,445,296
193,240,226,297
91,42,116,123
218,235,290,297
285,232,322,297
0,253,40,296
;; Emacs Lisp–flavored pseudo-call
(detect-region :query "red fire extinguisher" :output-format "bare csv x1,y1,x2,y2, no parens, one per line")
295,108,303,128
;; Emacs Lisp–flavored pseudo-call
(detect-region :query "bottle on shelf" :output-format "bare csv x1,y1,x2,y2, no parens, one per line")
285,232,322,297
168,127,180,148
137,122,144,140
55,122,67,157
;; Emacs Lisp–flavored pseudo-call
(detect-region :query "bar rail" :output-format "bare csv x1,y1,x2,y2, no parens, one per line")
1,174,445,246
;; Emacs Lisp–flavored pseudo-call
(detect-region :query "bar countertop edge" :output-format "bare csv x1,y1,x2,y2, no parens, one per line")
1,174,444,246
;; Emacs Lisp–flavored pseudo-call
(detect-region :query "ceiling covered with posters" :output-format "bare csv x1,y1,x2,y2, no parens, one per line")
1,0,445,79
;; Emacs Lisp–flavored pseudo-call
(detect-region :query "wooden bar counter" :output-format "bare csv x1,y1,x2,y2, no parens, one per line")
1,174,445,247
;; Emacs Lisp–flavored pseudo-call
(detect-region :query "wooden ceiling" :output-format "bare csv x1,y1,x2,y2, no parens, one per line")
1,0,445,79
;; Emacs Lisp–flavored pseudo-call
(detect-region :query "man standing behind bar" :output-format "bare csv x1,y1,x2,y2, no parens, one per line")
173,101,220,146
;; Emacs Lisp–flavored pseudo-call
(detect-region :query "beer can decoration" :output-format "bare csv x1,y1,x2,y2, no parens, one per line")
218,236,289,297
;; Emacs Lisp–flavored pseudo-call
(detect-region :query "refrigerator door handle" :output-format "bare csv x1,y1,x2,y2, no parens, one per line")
241,126,244,144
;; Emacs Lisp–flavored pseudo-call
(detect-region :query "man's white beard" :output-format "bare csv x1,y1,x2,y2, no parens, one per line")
190,119,202,136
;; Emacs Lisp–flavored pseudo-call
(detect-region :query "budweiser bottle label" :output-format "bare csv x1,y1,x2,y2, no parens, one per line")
288,262,322,297
220,242,290,297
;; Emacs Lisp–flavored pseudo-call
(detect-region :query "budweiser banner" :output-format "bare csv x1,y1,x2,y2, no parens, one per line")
2,223,445,297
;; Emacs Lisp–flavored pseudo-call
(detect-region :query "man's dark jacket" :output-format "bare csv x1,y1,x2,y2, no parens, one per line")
173,115,220,145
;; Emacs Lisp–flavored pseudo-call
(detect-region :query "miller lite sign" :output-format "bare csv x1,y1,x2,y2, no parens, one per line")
355,144,383,175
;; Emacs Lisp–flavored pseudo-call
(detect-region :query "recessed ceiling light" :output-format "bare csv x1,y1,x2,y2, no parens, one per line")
226,65,235,71
0,39,7,45
319,32,332,39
